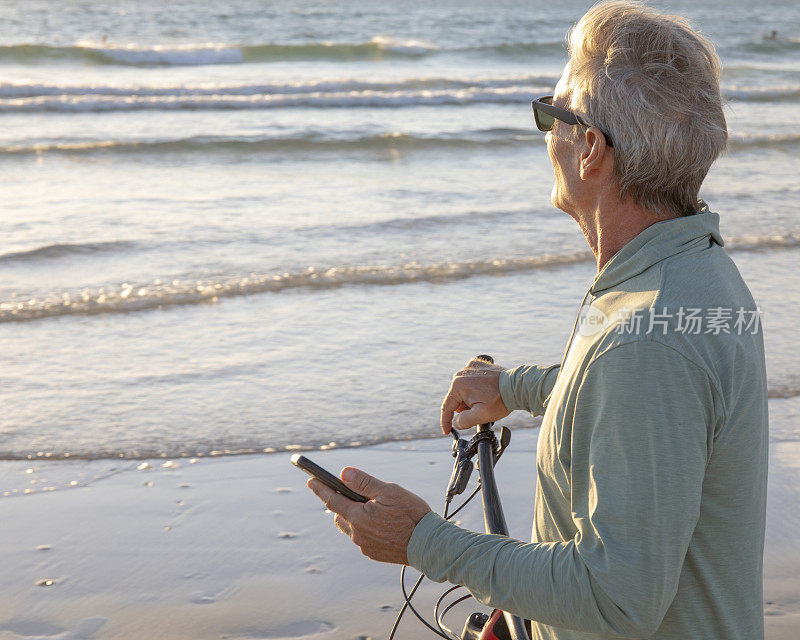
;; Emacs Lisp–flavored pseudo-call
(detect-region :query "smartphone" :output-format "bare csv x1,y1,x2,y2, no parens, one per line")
290,454,369,503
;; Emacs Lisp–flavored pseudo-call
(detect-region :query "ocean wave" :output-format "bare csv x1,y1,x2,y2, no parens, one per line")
727,132,800,151
0,38,568,67
723,63,800,76
726,232,800,252
6,37,800,71
0,74,560,99
0,414,541,462
0,38,441,66
0,129,541,157
723,85,800,102
0,42,244,66
333,206,532,235
742,37,800,55
4,128,795,159
2,231,799,324
769,384,800,400
0,253,593,323
0,87,543,113
0,38,439,66
1,83,794,115
0,428,489,461
1,386,798,460
0,241,136,264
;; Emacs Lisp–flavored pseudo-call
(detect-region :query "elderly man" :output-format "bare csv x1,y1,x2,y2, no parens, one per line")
307,2,768,639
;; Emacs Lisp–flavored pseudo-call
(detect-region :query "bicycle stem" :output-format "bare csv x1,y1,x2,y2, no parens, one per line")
472,355,529,640
475,421,528,640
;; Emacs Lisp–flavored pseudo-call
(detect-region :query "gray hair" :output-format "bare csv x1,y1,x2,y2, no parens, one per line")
565,1,727,216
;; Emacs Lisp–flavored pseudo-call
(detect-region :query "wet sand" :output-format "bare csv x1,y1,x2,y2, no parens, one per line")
0,430,797,639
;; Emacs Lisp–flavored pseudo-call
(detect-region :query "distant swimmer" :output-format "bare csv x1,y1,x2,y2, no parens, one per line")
765,30,778,40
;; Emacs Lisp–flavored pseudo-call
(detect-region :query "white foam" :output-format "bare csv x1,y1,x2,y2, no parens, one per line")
4,232,799,324
368,35,440,55
0,86,540,113
0,252,593,323
75,41,244,65
0,74,559,99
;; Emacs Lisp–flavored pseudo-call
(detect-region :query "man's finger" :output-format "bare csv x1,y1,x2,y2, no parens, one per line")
452,402,488,430
440,380,463,435
341,467,387,499
333,513,352,537
307,478,356,518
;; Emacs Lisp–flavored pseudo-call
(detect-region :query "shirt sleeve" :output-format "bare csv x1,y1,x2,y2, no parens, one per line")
498,364,561,416
408,340,716,638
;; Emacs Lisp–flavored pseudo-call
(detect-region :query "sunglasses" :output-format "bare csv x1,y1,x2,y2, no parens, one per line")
531,96,614,147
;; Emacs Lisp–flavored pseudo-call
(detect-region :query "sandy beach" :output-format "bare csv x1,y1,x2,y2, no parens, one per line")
1,424,798,640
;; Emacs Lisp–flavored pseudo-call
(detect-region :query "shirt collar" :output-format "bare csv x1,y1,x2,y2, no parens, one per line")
590,201,724,295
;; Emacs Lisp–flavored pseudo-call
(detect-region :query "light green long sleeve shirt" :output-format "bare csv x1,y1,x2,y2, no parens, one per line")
408,205,768,639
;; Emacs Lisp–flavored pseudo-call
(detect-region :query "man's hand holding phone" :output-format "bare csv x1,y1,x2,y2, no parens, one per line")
294,456,431,565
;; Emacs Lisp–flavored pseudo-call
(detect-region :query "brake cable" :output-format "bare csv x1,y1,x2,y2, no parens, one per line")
389,485,482,640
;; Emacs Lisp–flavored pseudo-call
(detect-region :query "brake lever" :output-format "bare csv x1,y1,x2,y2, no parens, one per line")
494,426,511,464
446,433,474,503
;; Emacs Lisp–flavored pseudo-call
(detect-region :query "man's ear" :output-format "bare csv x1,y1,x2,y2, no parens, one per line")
579,127,610,180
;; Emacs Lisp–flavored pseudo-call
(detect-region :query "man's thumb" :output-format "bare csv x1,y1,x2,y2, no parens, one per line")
341,467,386,498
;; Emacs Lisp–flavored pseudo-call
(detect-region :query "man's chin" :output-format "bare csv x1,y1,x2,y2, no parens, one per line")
551,191,572,216
552,201,581,224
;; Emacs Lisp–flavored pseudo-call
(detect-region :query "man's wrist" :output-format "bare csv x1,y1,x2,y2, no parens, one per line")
406,510,447,570
498,368,522,413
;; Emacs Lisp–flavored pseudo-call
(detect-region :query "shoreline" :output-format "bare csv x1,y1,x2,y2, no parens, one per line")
1,430,798,639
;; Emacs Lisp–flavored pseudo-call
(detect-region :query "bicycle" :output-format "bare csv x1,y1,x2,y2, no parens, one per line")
388,355,531,640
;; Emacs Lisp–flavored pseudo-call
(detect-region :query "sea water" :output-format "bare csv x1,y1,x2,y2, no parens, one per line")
1,0,799,464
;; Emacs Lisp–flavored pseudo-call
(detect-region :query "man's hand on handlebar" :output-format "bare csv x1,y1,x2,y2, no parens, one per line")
440,358,511,435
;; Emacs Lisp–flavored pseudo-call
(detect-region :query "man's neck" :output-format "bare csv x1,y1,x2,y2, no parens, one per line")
575,198,679,272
